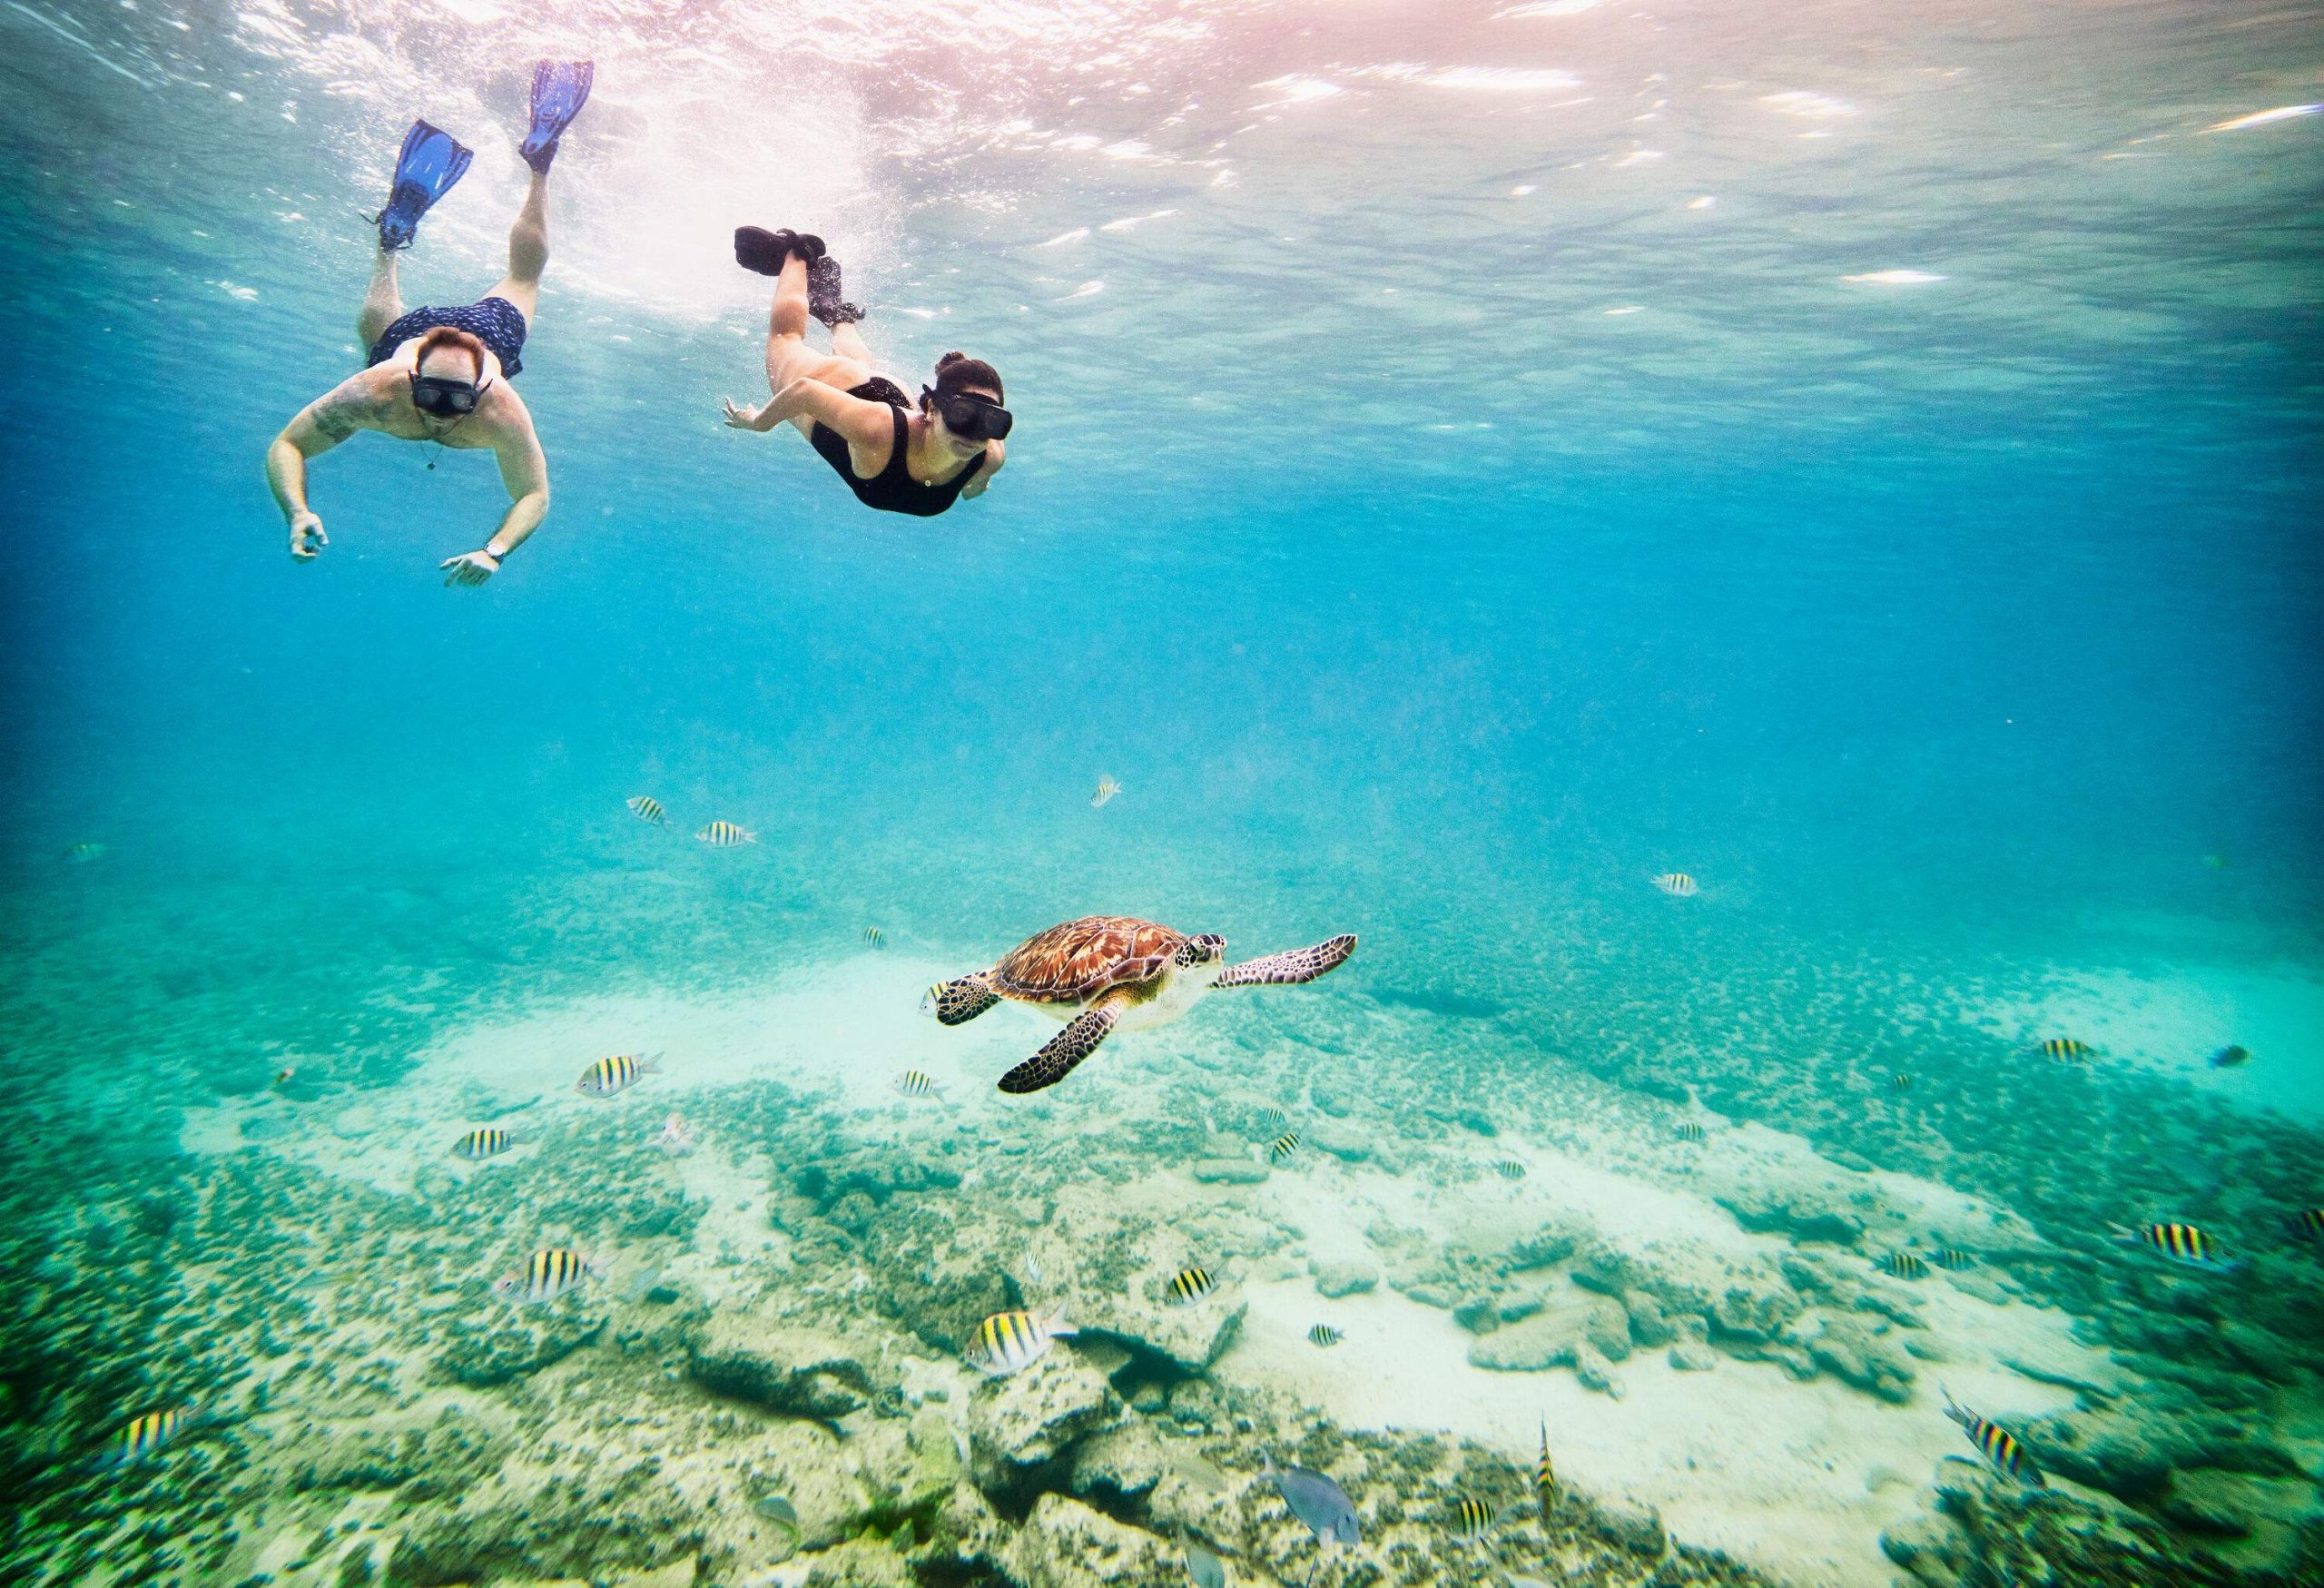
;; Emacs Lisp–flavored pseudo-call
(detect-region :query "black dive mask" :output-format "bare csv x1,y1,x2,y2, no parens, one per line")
922,386,1012,442
409,370,490,418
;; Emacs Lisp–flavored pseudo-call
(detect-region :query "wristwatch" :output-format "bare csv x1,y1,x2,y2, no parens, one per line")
482,544,507,561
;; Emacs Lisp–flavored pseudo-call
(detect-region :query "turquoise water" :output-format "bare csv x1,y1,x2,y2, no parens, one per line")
3,2,2321,1584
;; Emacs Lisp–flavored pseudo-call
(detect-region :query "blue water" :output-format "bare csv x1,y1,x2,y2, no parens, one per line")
3,1,2320,1582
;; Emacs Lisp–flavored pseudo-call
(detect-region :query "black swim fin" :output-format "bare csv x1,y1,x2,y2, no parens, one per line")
375,119,474,252
734,225,825,276
519,60,594,175
809,256,864,327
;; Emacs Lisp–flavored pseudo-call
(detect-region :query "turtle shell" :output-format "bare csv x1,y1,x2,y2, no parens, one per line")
990,916,1187,1005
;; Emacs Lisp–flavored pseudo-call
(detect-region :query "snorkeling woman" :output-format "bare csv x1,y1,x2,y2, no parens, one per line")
719,229,1008,518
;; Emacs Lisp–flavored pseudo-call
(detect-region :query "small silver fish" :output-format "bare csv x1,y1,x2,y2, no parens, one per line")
1091,775,1123,808
494,1248,593,1305
655,1114,695,1156
626,795,668,826
696,820,757,847
1262,1453,1360,1544
1180,1534,1226,1588
577,1053,661,1097
1652,872,1698,896
1022,1249,1044,1288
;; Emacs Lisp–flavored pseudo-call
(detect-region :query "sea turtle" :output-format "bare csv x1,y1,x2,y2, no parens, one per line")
922,915,1358,1093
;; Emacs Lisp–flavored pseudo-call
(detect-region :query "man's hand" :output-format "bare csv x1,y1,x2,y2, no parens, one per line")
289,510,328,560
722,397,766,430
439,548,500,587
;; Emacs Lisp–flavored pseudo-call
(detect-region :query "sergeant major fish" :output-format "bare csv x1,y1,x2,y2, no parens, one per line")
893,1069,946,1099
1651,872,1698,896
1266,1131,1302,1163
655,1114,696,1156
1091,775,1123,808
451,1126,526,1160
968,1307,1076,1376
494,1248,594,1306
626,795,669,826
696,820,757,847
1166,1267,1217,1306
1941,1387,2043,1486
577,1053,661,1097
2111,1220,2240,1271
1306,1323,1343,1347
92,1406,205,1471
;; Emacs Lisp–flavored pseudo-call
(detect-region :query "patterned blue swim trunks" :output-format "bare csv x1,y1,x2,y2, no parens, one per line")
366,295,528,378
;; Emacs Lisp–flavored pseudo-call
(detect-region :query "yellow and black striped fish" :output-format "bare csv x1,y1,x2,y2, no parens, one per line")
1535,1418,1556,1516
1652,872,1698,897
1452,1494,1495,1541
626,795,668,826
968,1307,1076,1376
576,1053,661,1097
863,926,884,948
1891,1073,1913,1091
1675,1122,1706,1142
1306,1323,1342,1347
2293,1208,2324,1241
696,820,757,848
494,1248,593,1306
94,1407,191,1470
1256,1105,1290,1131
1166,1267,1217,1306
892,1069,943,1099
1492,1159,1527,1180
1267,1131,1302,1163
2112,1221,2238,1270
1929,1247,1975,1272
1880,1252,1929,1280
451,1126,522,1160
1942,1390,2043,1486
2037,1037,2092,1063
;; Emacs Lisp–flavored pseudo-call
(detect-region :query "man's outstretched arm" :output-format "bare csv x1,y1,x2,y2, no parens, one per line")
265,380,377,560
441,418,550,587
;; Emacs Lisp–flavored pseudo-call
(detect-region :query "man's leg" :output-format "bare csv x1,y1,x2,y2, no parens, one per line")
482,172,549,321
764,255,870,435
356,248,403,347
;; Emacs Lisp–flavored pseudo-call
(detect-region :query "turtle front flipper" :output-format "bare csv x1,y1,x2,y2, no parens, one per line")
1215,933,1357,988
998,991,1128,1093
923,973,1000,1026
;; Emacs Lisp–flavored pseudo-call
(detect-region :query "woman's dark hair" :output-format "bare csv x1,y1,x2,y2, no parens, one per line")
932,350,1002,404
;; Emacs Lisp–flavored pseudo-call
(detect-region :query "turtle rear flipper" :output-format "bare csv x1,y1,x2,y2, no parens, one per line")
999,993,1127,1093
924,974,1000,1025
1216,933,1357,988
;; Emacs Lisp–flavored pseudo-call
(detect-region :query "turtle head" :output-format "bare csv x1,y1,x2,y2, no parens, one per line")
1177,934,1226,972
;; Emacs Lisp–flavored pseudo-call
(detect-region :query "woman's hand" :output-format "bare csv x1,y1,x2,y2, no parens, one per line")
723,397,767,430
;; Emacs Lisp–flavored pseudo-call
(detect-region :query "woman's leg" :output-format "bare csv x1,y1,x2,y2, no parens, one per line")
482,172,549,321
763,256,871,435
356,248,403,347
831,321,872,365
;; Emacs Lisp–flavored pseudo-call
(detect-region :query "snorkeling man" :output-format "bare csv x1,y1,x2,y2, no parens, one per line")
264,62,593,586
719,230,1009,517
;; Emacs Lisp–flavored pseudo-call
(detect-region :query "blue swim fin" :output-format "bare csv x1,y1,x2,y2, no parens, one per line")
520,59,594,175
375,119,473,252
